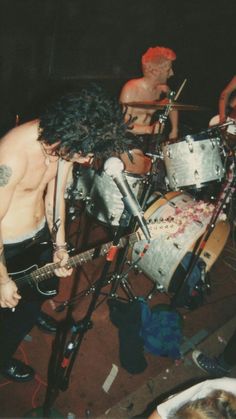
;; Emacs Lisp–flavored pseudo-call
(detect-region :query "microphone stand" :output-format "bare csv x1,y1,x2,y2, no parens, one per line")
38,207,137,418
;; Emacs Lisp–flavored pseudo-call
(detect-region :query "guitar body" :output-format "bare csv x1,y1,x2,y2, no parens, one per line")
10,264,57,299
5,241,58,301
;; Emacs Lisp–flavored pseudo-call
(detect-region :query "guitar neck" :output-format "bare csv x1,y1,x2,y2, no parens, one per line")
15,230,141,289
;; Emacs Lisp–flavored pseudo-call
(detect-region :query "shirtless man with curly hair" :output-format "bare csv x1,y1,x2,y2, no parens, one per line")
0,85,136,382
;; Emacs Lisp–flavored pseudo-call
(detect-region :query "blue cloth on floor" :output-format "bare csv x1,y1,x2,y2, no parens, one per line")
139,300,183,360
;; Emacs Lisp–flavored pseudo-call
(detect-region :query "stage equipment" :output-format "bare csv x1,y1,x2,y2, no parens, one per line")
86,166,149,226
170,149,236,307
103,157,151,242
65,165,95,202
163,132,225,190
209,113,236,149
33,159,154,417
129,191,229,292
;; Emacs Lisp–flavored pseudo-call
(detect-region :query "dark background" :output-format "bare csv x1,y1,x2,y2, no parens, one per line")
0,0,235,134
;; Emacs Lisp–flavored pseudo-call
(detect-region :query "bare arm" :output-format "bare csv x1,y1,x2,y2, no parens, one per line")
219,75,236,122
168,109,179,140
44,160,73,277
0,153,26,307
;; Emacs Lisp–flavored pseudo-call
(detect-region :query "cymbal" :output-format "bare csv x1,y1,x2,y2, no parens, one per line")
123,100,207,111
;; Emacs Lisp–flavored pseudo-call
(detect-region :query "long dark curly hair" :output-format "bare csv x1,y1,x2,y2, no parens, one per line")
38,84,136,160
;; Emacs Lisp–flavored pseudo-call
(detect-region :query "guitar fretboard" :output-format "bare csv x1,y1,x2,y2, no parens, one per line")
14,231,140,289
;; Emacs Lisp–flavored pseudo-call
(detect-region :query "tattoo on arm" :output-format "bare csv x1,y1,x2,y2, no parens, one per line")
0,165,12,187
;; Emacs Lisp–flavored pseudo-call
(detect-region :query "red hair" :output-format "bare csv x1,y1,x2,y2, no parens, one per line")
142,46,176,65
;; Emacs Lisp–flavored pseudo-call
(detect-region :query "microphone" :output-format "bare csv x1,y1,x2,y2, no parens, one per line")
104,157,151,242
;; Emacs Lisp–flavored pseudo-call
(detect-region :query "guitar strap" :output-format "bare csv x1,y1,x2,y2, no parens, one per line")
52,158,66,242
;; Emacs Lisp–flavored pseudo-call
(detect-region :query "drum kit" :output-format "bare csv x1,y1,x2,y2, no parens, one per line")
66,99,236,303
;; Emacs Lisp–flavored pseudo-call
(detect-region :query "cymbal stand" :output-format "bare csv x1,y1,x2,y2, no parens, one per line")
172,153,236,307
152,79,187,148
149,91,176,149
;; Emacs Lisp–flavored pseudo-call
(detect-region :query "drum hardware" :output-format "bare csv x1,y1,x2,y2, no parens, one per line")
157,268,165,276
198,260,210,296
194,219,204,228
174,243,182,249
65,166,95,203
145,152,164,166
47,177,171,411
215,165,221,176
185,136,194,152
196,121,235,145
41,203,142,417
209,118,235,131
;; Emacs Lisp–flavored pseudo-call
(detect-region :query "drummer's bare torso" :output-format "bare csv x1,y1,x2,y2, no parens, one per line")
120,77,168,127
0,119,59,242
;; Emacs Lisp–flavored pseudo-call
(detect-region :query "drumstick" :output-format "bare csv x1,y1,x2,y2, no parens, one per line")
174,78,187,101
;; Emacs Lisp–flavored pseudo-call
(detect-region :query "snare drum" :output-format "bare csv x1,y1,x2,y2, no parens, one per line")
163,134,225,190
130,191,230,292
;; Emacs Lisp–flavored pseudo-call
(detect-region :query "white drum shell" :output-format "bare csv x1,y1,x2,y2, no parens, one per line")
163,136,225,190
131,192,221,291
87,170,147,226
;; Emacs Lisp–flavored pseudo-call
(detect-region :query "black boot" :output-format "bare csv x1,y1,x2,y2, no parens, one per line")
0,358,35,382
36,311,58,334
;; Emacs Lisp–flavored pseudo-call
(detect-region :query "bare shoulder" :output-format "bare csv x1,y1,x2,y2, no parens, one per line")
0,120,38,177
119,78,144,102
1,119,39,142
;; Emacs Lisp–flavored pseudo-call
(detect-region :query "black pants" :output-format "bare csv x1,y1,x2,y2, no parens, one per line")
221,328,236,367
0,225,58,368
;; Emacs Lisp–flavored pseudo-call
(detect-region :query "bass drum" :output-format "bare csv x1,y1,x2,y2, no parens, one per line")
130,191,230,292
